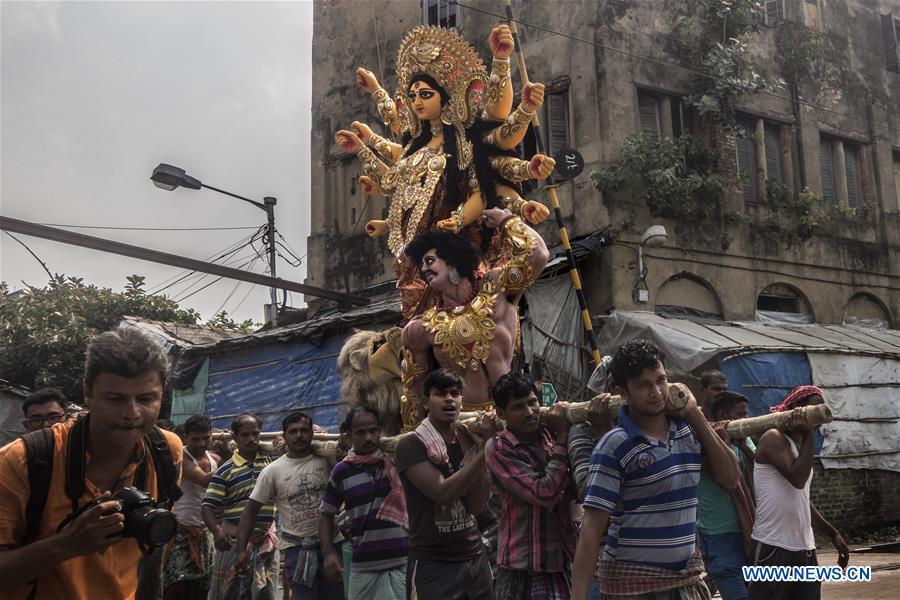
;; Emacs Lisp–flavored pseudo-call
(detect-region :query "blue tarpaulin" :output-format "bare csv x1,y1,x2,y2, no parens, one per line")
719,352,822,453
204,333,349,433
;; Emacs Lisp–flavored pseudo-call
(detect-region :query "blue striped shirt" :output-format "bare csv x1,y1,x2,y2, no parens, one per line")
583,406,702,571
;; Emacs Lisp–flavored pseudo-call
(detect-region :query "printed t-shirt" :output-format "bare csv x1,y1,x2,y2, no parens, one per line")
0,419,183,600
250,453,332,548
394,434,482,562
320,460,409,572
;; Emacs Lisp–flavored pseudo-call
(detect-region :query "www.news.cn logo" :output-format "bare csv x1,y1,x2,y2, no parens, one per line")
742,565,872,583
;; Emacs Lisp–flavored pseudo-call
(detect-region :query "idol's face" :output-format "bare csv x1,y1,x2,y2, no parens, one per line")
420,249,451,289
408,81,442,122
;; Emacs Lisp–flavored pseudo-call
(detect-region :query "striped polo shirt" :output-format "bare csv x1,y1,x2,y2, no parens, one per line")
583,406,702,571
202,449,275,534
319,460,408,573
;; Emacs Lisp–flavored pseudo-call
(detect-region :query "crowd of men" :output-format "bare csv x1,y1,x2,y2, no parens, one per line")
0,327,849,600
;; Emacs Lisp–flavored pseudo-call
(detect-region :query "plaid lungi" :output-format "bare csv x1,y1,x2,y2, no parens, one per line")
495,567,571,600
597,551,710,599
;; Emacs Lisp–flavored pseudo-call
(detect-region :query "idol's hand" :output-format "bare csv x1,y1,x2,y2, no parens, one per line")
352,121,374,143
521,83,545,113
358,176,381,196
335,130,364,154
528,154,556,180
436,216,462,233
365,220,389,238
522,200,549,224
489,25,514,59
356,67,380,93
482,207,513,229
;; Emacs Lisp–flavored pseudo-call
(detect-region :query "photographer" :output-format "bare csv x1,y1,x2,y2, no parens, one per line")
0,326,183,599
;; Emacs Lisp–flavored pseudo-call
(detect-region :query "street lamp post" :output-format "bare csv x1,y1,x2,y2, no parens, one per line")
151,163,280,326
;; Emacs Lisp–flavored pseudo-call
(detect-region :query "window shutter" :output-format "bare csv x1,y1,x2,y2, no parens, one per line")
637,94,660,137
845,145,861,209
546,93,569,157
764,125,782,183
736,133,757,205
882,14,900,73
820,139,836,204
765,0,784,25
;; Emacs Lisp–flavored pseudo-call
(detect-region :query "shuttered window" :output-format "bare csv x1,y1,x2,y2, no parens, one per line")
736,122,758,205
424,0,457,27
845,145,861,209
883,14,900,73
637,93,661,137
763,0,785,25
764,125,783,183
820,138,836,204
546,92,569,158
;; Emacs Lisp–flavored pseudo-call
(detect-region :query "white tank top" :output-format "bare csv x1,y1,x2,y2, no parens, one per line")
751,436,815,551
172,448,217,528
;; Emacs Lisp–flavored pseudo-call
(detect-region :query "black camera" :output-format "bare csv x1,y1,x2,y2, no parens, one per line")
105,486,177,547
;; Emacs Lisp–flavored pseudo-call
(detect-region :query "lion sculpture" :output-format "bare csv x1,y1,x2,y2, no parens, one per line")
337,327,404,435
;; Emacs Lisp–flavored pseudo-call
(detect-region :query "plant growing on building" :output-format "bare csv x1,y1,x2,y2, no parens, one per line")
591,133,734,249
672,0,770,127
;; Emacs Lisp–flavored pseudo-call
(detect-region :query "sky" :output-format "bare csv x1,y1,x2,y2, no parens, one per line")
1,0,314,325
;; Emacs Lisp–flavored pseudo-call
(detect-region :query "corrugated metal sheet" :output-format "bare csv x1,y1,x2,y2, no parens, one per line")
204,334,349,433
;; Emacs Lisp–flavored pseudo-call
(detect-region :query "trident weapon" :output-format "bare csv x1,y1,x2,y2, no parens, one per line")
500,0,602,369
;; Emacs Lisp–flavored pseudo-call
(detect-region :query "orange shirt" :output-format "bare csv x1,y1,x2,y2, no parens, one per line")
0,419,183,600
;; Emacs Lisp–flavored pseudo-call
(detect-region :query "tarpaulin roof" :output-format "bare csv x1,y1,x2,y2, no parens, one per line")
204,333,350,433
598,311,900,472
598,311,900,376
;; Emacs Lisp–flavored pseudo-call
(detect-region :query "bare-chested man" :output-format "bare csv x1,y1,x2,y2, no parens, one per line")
400,207,549,429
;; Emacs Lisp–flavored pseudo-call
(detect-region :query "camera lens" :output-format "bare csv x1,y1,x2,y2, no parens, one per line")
144,510,178,545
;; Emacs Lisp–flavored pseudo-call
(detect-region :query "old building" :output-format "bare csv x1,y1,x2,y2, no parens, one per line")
307,0,900,529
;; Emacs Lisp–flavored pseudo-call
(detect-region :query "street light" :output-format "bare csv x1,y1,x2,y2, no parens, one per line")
150,163,280,326
633,225,668,303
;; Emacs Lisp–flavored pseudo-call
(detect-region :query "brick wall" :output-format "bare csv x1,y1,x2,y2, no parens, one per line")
713,125,739,186
810,465,900,532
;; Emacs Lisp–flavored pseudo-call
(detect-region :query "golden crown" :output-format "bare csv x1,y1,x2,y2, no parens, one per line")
394,26,488,132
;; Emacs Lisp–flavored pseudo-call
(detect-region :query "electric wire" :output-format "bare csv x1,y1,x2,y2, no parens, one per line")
38,223,259,231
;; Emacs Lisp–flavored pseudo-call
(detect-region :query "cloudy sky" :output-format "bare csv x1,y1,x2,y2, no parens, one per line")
1,0,314,325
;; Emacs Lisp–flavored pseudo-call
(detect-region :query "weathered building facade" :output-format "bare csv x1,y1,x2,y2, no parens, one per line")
307,0,898,329
307,0,900,532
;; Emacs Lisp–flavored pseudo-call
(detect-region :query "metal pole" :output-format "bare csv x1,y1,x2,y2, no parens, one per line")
0,216,370,306
501,0,602,368
264,197,278,326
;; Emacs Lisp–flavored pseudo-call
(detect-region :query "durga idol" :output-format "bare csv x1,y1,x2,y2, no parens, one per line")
335,25,555,318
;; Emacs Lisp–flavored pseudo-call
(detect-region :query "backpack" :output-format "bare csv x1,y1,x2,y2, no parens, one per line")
20,415,183,546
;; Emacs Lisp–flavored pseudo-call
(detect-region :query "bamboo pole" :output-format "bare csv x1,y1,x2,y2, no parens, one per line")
500,0,602,368
213,383,696,458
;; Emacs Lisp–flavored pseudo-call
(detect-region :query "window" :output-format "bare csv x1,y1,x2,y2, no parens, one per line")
756,283,814,323
545,91,569,158
424,0,457,28
758,0,785,26
820,138,836,204
882,14,900,73
820,135,865,208
764,124,783,183
735,116,787,205
736,120,758,206
844,144,861,209
638,93,661,137
636,89,687,138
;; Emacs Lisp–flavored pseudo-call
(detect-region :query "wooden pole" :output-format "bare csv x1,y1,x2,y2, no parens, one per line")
500,0,602,368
